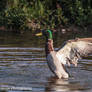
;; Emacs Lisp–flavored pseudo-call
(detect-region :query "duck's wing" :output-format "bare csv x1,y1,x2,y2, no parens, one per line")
56,38,92,66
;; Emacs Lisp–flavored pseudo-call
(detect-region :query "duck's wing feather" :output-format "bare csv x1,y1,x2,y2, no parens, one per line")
56,38,92,66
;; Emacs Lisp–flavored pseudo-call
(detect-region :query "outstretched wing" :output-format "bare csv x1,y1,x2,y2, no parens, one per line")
56,38,92,66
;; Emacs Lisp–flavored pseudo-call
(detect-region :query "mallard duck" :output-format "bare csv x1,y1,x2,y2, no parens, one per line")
36,30,92,79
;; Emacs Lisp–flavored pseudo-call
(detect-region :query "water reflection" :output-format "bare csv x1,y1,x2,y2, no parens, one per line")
45,76,91,92
45,77,70,92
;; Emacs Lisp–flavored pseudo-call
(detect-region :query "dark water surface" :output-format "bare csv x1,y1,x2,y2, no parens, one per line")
0,31,92,92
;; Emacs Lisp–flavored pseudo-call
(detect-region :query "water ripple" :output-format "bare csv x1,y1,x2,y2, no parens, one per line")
0,47,92,92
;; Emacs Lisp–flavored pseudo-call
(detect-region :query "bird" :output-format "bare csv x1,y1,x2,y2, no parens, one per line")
36,29,92,79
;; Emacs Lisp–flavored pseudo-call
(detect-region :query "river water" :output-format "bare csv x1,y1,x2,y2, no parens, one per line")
0,31,92,92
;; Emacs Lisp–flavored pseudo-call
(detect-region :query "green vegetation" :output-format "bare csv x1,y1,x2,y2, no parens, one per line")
0,0,92,32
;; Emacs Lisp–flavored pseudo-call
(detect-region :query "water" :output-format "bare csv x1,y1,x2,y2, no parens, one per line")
0,31,92,92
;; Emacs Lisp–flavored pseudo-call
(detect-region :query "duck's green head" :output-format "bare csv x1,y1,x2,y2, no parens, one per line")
36,30,53,39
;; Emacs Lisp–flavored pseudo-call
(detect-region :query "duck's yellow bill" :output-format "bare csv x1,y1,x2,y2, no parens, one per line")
35,32,42,36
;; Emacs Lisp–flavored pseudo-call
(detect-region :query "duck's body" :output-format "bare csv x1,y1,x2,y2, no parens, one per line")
36,30,92,79
46,39,69,78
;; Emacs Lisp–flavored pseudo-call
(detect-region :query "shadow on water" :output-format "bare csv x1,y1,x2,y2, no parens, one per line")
0,31,92,92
